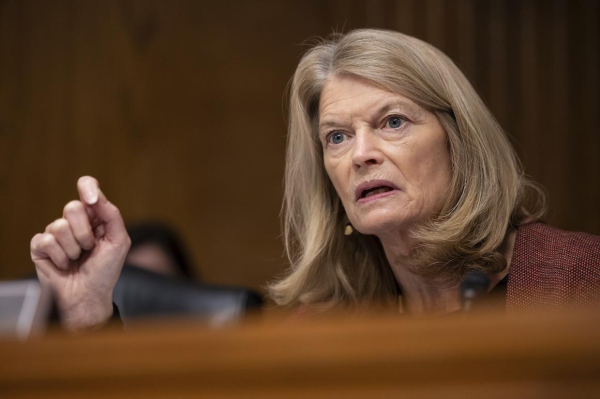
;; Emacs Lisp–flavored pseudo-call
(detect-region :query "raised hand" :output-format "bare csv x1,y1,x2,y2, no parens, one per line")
30,176,131,330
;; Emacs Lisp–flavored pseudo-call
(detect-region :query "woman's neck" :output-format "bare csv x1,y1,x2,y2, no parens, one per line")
379,229,517,317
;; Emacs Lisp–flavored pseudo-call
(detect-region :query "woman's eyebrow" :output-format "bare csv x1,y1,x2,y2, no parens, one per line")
376,99,422,116
318,120,340,131
318,99,423,131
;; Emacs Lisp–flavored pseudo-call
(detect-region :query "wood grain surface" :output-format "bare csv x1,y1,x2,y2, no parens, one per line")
1,311,600,398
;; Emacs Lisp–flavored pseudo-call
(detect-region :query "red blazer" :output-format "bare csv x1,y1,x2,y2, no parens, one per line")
507,222,600,313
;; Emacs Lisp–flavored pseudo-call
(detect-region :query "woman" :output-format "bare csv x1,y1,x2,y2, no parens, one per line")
30,30,599,330
268,29,599,315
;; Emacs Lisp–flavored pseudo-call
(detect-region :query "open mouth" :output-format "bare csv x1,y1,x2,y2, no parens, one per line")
355,180,400,202
361,186,393,198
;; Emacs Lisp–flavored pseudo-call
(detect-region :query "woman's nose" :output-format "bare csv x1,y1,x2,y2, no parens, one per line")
351,131,384,167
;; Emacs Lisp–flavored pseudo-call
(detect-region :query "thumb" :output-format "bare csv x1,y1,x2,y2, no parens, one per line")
77,176,129,245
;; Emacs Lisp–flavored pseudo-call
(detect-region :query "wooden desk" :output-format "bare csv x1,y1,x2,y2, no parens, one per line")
1,312,600,398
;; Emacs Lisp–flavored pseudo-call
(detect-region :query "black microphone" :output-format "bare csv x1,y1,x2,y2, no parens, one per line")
460,270,490,313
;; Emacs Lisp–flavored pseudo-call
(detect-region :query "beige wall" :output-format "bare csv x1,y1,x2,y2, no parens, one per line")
1,0,598,293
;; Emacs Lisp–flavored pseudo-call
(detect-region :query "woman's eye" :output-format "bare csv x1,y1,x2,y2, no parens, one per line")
387,116,404,129
329,132,345,144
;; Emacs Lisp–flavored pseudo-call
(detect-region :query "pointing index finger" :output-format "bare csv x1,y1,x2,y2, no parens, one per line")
77,176,99,205
76,176,129,245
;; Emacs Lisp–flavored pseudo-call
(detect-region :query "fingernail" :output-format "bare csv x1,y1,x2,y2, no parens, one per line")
87,190,98,205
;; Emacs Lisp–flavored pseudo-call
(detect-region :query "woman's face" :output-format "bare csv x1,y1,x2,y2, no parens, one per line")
319,74,452,238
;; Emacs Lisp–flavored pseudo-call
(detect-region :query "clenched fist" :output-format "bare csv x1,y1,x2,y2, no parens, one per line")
30,176,131,331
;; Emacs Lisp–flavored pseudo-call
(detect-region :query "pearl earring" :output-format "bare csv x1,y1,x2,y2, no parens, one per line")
344,222,354,236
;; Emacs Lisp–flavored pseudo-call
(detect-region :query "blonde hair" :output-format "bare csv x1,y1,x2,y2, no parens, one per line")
269,29,545,307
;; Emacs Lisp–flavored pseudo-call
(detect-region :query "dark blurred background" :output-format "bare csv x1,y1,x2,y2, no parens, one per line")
0,0,598,293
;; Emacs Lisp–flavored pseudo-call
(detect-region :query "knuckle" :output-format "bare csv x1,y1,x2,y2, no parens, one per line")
30,233,44,250
30,233,41,245
63,200,83,216
48,218,69,234
37,234,55,250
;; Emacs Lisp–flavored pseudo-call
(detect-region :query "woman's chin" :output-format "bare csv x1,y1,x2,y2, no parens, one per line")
353,217,410,237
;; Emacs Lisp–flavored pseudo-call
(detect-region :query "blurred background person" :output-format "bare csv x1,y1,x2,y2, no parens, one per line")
125,221,197,279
